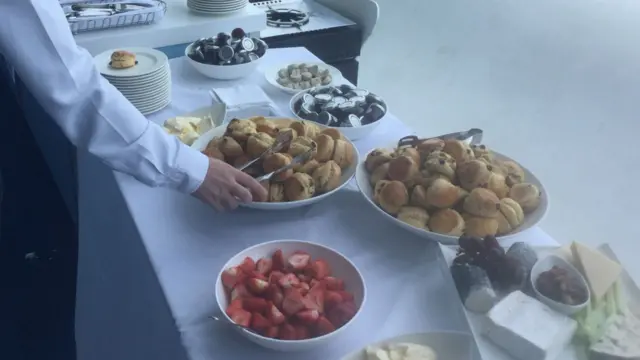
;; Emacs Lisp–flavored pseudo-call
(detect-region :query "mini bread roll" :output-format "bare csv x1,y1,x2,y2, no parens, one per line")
471,144,492,162
423,152,456,180
396,147,421,166
509,183,541,213
202,146,224,161
290,121,317,138
263,153,293,181
254,119,279,136
409,184,429,209
426,178,467,209
314,134,335,162
246,132,275,158
463,188,500,217
110,50,136,69
312,160,342,193
268,182,286,202
369,162,390,186
319,128,343,141
487,172,509,199
443,139,474,164
500,160,525,186
279,128,298,141
428,209,465,236
418,169,449,188
375,180,408,215
463,214,499,238
284,173,315,201
416,138,445,155
288,136,317,158
397,206,429,229
227,126,257,146
227,118,257,132
365,148,394,173
298,159,321,175
219,136,244,158
332,139,354,169
388,155,418,182
496,198,525,234
233,154,250,168
496,212,512,235
457,160,492,191
373,180,390,203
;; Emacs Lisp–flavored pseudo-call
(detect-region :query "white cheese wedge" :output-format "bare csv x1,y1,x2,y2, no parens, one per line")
571,242,622,302
365,343,437,360
484,291,577,360
163,116,204,145
590,313,640,360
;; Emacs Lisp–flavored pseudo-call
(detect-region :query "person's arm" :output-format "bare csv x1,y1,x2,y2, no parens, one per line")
0,0,208,194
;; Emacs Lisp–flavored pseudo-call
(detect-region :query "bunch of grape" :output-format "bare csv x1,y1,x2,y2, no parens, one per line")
453,235,526,291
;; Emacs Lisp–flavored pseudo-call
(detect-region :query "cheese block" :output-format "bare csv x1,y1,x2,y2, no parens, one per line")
365,343,437,360
484,291,577,360
571,242,622,302
589,313,640,360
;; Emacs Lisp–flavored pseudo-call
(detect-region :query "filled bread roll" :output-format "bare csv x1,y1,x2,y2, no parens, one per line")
279,128,298,142
331,139,355,169
268,182,286,202
365,148,394,173
254,118,279,136
395,146,421,166
284,173,315,201
423,151,456,180
463,188,500,217
397,206,430,229
219,136,244,159
418,169,450,188
409,184,429,209
426,178,467,209
319,128,343,141
110,50,136,69
374,180,408,215
312,160,342,193
290,121,317,138
457,160,492,191
314,134,335,162
246,132,275,158
288,136,317,158
443,139,474,164
471,144,492,162
298,159,321,175
463,214,499,238
428,209,465,236
227,118,257,132
263,153,293,181
203,146,224,161
227,126,257,146
416,138,445,155
496,198,525,234
508,183,541,213
500,160,525,186
487,172,509,199
388,155,419,182
369,162,390,186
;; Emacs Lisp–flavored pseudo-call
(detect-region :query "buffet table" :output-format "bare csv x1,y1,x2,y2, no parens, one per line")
75,47,559,360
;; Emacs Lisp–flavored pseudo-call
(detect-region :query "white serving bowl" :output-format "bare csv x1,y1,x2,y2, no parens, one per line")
530,254,590,315
340,331,475,360
264,62,344,95
184,42,263,80
214,239,366,352
289,86,387,141
355,144,549,245
192,117,360,210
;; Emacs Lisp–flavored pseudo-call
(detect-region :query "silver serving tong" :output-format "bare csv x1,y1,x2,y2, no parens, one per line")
209,316,260,335
397,128,483,148
254,145,317,183
236,130,294,172
70,2,152,12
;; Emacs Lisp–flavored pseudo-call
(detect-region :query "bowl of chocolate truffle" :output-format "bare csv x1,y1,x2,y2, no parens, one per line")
290,85,388,140
185,28,268,80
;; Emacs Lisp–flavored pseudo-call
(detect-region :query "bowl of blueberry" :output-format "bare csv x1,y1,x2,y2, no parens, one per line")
185,28,268,80
289,85,388,140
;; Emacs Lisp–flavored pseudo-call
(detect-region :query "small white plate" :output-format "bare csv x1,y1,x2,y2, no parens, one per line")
530,255,590,315
105,67,169,86
137,98,171,115
264,62,343,95
94,47,168,78
123,86,171,102
130,91,171,108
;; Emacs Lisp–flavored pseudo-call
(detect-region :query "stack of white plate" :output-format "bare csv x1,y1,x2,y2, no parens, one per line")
94,47,171,115
187,0,247,14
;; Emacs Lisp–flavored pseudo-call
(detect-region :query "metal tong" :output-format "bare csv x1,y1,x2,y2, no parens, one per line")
70,2,152,12
235,130,294,172
255,145,317,183
397,128,484,148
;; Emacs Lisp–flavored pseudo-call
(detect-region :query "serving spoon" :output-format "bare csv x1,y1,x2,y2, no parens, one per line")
209,315,260,335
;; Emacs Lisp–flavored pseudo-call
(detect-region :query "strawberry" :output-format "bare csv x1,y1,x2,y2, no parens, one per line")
250,271,267,281
246,277,269,295
307,259,331,280
225,303,243,318
239,257,256,273
272,249,286,271
287,253,311,271
230,308,252,327
324,277,344,291
264,326,279,339
221,266,245,289
268,271,285,285
278,323,297,340
336,290,354,302
303,288,324,313
243,297,268,313
309,279,320,288
327,301,357,328
295,309,319,324
230,283,251,301
281,288,306,316
297,273,312,283
267,302,285,325
265,284,284,307
278,273,301,289
314,316,336,336
228,298,244,309
255,258,273,275
324,291,343,310
299,282,310,295
250,312,271,331
294,324,310,340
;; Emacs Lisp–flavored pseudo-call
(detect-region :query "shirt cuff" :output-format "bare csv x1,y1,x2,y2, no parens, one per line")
175,143,209,194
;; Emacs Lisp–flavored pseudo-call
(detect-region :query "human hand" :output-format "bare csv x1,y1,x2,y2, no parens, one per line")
194,157,267,211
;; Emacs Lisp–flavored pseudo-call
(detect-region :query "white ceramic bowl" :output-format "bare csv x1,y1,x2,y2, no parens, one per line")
289,86,387,141
184,42,263,80
355,144,549,245
340,331,475,360
264,62,344,95
530,254,590,315
192,117,360,210
214,240,366,352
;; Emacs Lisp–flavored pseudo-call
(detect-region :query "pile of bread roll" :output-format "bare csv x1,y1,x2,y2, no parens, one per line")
202,117,355,202
365,138,542,238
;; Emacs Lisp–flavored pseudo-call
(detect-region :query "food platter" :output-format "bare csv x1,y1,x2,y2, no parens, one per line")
264,62,343,95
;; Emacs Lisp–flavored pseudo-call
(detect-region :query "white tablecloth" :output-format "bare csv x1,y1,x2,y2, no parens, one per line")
75,47,558,360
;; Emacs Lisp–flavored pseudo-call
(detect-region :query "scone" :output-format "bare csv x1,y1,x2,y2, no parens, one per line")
508,183,541,213
418,169,450,188
319,128,343,141
263,153,293,181
456,160,492,191
397,206,430,229
416,138,445,154
428,209,465,236
332,139,355,169
443,139,474,164
227,118,257,132
290,121,317,138
268,182,286,202
471,144,492,162
463,188,500,217
219,136,244,159
462,214,499,238
423,151,456,180
288,136,317,158
374,180,408,215
395,147,421,166
232,154,250,168
246,132,275,158
110,50,136,69
314,134,335,162
426,178,467,209
387,155,418,182
284,173,315,201
226,124,257,146
279,128,298,142
369,162,390,186
298,159,321,175
254,118,279,137
202,146,224,161
365,148,394,173
409,184,429,209
496,198,525,234
486,172,509,199
312,160,342,193
500,160,525,186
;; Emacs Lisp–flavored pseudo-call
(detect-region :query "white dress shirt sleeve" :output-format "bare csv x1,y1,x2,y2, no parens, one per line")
0,0,209,194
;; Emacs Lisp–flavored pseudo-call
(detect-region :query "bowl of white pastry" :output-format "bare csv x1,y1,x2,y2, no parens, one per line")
264,62,343,95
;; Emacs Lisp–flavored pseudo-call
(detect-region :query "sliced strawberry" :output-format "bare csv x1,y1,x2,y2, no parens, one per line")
325,277,344,291
221,266,245,289
281,288,306,316
225,304,243,318
255,258,273,275
230,308,252,327
250,312,271,331
309,279,320,288
250,271,267,281
303,288,324,313
246,277,269,295
296,309,320,324
268,271,285,285
264,326,279,339
272,249,286,271
230,283,251,301
278,273,301,289
265,284,284,308
299,282,310,295
267,302,285,325
243,297,268,313
336,290,354,302
307,259,331,280
327,301,357,328
229,298,244,309
314,316,336,336
297,273,312,283
278,323,297,340
239,257,256,273
324,291,343,310
294,324,311,340
287,253,311,271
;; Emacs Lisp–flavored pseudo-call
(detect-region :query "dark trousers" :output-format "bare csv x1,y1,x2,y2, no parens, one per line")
0,62,78,360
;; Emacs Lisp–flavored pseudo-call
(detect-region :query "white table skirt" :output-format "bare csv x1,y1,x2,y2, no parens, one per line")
75,47,558,360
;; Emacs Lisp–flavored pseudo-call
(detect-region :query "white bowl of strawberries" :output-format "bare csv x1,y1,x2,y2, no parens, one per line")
215,240,366,352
